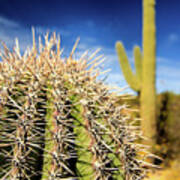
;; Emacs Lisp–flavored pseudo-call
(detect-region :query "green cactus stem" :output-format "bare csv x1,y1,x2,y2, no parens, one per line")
0,77,46,179
141,0,157,147
116,42,142,92
116,0,157,148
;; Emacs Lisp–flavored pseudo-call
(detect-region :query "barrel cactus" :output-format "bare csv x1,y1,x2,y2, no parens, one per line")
0,30,153,180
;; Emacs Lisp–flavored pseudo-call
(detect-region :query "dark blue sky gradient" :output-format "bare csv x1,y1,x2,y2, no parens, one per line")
0,0,142,47
0,0,179,93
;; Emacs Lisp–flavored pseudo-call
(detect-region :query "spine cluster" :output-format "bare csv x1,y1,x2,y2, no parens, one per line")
0,30,153,180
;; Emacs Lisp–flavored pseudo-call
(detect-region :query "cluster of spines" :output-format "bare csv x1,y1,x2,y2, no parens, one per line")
0,30,153,180
0,75,46,179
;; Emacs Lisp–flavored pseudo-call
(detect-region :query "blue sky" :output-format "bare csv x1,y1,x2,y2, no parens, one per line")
0,0,180,94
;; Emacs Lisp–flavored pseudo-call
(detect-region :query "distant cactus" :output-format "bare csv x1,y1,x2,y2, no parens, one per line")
116,0,157,147
0,30,153,180
115,43,142,93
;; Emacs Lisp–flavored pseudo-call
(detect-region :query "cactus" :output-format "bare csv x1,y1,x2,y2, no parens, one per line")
116,0,157,147
0,30,154,180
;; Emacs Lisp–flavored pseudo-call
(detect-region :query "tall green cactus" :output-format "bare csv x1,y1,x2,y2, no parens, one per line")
116,0,157,147
0,30,155,180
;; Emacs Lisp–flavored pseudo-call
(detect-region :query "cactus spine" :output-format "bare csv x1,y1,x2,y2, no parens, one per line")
0,30,153,180
116,0,157,147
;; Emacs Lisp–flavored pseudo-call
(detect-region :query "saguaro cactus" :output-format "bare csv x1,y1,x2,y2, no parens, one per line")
0,30,154,180
116,0,157,147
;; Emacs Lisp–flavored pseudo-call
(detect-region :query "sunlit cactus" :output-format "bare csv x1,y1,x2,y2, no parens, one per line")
0,29,154,180
116,0,157,148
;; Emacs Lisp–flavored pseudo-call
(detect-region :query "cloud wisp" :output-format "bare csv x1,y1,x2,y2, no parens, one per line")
168,33,179,43
0,16,179,94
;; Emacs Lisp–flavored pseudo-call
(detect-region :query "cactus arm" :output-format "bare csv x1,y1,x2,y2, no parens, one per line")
116,42,140,92
133,45,142,82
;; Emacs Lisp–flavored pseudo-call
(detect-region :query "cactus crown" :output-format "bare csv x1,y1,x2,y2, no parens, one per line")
0,30,153,180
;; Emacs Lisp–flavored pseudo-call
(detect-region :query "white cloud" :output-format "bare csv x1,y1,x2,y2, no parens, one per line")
168,33,179,43
0,16,179,94
157,56,180,77
75,41,180,94
105,53,180,94
106,73,124,85
0,16,19,28
35,26,71,37
157,56,180,93
0,16,32,51
0,16,73,53
84,37,96,43
86,20,95,28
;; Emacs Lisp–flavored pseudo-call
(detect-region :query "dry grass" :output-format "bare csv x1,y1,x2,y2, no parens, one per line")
145,161,180,180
